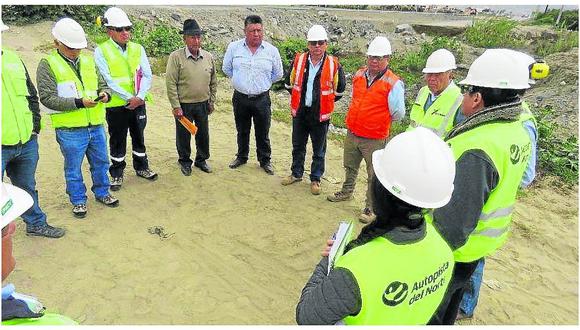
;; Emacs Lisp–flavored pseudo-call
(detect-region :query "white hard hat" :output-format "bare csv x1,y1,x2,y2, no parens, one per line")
372,127,455,209
423,48,457,73
1,183,33,229
367,36,392,56
307,25,328,41
52,17,87,49
104,7,132,27
484,48,536,84
459,49,530,89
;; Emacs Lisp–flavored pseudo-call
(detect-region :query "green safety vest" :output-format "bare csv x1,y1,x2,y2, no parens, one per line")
428,110,531,263
520,101,537,127
98,39,151,107
2,313,77,325
2,48,33,145
408,84,463,137
45,50,105,128
335,223,454,325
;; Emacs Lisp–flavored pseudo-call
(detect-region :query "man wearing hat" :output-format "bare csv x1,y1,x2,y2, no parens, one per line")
37,17,119,218
2,183,76,325
2,21,65,238
95,7,157,191
166,19,217,176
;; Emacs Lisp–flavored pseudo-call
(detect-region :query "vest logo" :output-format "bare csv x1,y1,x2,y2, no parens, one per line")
510,144,521,164
382,281,409,306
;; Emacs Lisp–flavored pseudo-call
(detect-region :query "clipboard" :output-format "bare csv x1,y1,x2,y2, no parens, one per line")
327,220,354,275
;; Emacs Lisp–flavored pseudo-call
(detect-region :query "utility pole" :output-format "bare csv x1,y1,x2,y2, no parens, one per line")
556,5,564,26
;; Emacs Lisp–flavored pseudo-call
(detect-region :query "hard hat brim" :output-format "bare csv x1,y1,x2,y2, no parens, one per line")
1,184,33,229
422,67,455,74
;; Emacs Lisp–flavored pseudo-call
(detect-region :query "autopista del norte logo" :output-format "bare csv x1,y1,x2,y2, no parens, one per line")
510,144,521,164
408,261,449,306
382,281,409,306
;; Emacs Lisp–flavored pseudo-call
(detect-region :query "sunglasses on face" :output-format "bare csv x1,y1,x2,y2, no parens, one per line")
109,26,132,33
368,55,388,61
308,40,326,46
460,85,479,94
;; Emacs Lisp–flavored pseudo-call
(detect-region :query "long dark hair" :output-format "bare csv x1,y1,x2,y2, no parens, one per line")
344,175,424,253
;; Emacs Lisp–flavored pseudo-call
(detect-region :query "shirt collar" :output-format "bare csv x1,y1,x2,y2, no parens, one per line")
243,39,264,50
2,284,15,300
57,50,80,66
308,52,326,68
185,47,203,59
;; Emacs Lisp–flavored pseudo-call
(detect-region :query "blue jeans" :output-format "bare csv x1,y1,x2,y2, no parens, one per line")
2,135,47,228
459,258,485,316
55,125,110,205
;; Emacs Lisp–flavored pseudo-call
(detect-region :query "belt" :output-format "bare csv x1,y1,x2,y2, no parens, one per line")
235,90,269,99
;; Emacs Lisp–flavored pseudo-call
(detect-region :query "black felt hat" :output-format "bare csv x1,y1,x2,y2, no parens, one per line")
180,19,203,35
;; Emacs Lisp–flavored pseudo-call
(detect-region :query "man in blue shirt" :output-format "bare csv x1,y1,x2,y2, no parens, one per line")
222,15,284,175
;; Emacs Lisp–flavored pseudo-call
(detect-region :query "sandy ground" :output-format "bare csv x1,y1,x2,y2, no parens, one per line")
2,18,578,325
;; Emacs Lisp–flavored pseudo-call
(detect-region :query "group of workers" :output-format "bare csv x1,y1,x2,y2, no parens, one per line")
2,5,548,325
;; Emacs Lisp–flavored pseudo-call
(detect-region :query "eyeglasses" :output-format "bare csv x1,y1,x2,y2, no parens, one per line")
367,55,388,61
109,26,132,32
460,85,479,94
308,40,326,46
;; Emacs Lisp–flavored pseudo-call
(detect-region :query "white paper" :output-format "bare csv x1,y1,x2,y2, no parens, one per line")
56,81,79,98
327,221,354,275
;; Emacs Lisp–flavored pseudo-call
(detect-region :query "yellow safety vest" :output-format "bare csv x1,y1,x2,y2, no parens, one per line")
45,50,105,128
428,108,531,262
335,223,454,325
408,84,462,137
2,313,77,325
2,48,33,145
98,39,151,107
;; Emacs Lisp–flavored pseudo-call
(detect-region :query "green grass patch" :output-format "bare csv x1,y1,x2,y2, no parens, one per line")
465,18,524,48
536,106,579,185
531,9,578,30
535,30,579,57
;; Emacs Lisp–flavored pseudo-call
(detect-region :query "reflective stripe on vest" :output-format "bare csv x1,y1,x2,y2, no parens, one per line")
289,52,339,122
99,39,148,107
336,223,454,325
45,50,105,128
408,84,462,137
346,67,399,139
445,113,530,262
2,48,33,145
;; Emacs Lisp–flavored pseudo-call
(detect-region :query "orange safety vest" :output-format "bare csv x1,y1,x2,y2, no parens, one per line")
289,52,340,122
346,67,400,139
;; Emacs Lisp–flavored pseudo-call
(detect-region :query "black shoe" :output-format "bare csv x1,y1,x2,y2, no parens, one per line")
110,177,123,191
261,163,274,175
195,162,212,173
26,224,66,238
229,158,247,169
180,164,192,176
72,203,87,218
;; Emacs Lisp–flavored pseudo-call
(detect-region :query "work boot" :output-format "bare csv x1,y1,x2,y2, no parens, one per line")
281,175,302,186
359,207,376,224
26,224,66,238
72,203,87,218
310,181,321,195
136,168,158,181
327,190,353,202
110,177,123,191
96,195,119,207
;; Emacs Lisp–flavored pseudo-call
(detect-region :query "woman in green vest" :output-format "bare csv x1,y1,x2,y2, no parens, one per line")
296,127,456,325
2,183,77,325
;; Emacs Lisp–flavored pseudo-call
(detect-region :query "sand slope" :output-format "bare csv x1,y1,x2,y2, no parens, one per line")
2,20,577,325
